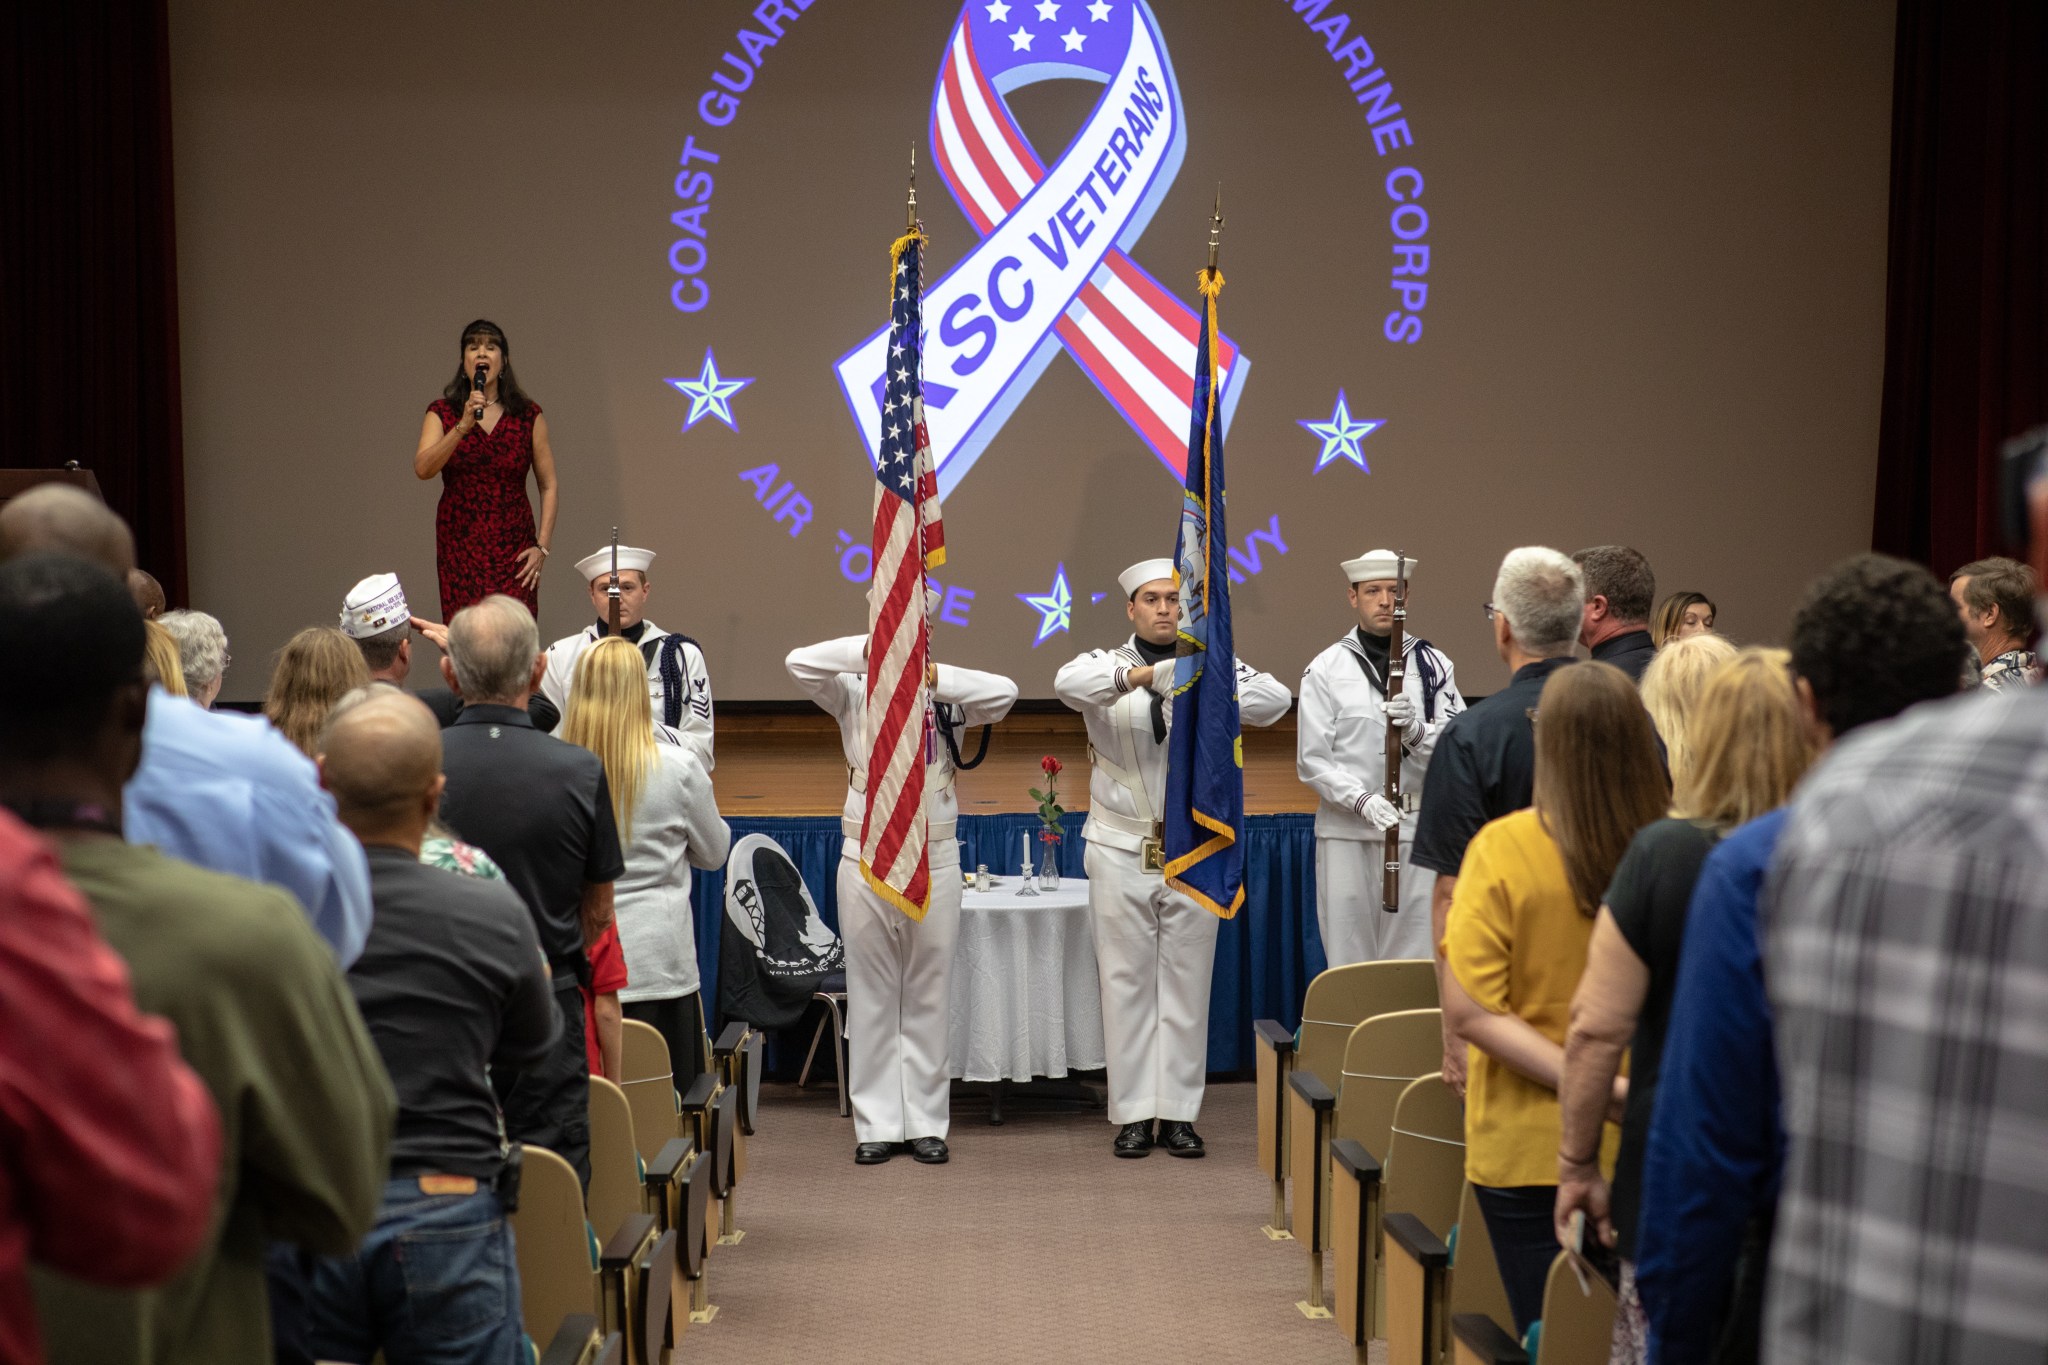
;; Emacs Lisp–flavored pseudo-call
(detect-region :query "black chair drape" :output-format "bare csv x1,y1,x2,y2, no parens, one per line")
0,0,186,599
1873,0,2047,570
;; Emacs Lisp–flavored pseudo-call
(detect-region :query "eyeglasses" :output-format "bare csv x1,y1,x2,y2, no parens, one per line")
1483,602,1500,623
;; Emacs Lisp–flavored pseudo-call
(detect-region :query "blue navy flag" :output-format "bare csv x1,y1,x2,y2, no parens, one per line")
1163,270,1244,918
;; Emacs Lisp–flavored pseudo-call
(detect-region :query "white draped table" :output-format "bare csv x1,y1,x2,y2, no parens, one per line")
947,878,1104,1083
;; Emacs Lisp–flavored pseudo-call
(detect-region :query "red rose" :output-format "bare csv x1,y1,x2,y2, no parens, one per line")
1041,755,1063,776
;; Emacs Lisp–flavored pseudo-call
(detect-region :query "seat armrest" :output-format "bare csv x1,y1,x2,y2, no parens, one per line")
1288,1071,1337,1110
598,1213,657,1272
1451,1312,1528,1364
1383,1211,1448,1268
645,1137,690,1185
1330,1137,1382,1184
1254,1018,1296,1054
679,1073,718,1112
537,1315,600,1365
712,1021,748,1059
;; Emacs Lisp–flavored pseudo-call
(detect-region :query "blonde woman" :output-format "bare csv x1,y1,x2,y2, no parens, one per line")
1640,632,1737,795
1442,661,1670,1335
264,627,372,756
143,621,188,697
1553,649,1814,1364
558,637,731,1094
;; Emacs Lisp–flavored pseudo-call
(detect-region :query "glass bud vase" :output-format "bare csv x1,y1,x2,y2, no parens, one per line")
1038,836,1061,891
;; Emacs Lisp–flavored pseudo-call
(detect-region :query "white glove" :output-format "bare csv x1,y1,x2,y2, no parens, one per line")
1148,662,1178,696
1357,793,1402,832
1386,693,1418,731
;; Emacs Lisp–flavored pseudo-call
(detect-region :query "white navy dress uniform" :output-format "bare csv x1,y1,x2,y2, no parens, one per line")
785,635,1018,1146
1297,550,1464,965
540,545,716,770
1053,560,1293,1131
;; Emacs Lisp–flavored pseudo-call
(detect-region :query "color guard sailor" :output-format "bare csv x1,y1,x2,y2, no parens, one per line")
1297,550,1465,964
540,545,715,768
1054,559,1291,1159
786,633,1017,1165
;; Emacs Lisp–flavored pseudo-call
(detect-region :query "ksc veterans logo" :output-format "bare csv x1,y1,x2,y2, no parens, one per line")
835,0,1245,497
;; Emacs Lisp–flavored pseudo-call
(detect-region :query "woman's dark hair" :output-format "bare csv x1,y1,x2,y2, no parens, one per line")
441,319,534,417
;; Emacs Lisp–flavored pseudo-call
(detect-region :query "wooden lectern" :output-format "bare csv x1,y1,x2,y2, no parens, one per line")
0,468,103,504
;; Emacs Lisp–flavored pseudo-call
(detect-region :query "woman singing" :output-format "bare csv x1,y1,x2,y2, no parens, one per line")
414,319,558,620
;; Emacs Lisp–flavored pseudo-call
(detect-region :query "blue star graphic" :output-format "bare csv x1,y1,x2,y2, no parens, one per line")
665,350,753,431
1298,389,1383,472
1017,564,1072,646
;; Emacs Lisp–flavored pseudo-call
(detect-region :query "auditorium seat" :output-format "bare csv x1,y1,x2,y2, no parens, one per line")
1255,960,1436,1238
711,1018,756,1239
1450,1250,1616,1365
1286,1006,1443,1317
587,1077,646,1235
1385,1178,1516,1365
621,1020,683,1164
511,1145,601,1345
532,1314,608,1365
1345,1073,1466,1357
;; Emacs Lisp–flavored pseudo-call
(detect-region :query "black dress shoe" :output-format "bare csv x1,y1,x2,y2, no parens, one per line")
909,1136,950,1164
1113,1120,1155,1158
1156,1121,1205,1157
855,1142,894,1164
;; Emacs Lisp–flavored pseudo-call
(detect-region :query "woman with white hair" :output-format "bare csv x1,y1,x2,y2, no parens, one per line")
158,610,230,708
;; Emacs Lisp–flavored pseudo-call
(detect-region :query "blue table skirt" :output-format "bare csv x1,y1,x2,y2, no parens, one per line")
692,812,1327,1075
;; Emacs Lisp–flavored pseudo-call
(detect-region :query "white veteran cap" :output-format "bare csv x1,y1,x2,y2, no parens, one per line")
1118,558,1177,598
339,574,409,639
574,545,656,581
1341,549,1416,584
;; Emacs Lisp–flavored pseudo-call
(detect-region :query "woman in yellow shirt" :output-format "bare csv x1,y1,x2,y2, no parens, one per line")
1442,660,1669,1335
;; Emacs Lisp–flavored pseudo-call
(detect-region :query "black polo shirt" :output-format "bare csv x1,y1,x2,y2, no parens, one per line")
1591,629,1656,683
350,846,559,1178
1411,656,1575,878
439,703,624,973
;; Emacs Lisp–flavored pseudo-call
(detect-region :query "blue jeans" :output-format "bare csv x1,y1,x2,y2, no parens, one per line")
306,1178,525,1365
1473,1182,1560,1339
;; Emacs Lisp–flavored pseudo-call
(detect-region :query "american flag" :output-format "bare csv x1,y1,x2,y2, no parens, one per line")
859,226,946,921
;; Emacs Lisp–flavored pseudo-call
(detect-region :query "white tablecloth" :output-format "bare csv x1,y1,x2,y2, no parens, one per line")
947,877,1104,1082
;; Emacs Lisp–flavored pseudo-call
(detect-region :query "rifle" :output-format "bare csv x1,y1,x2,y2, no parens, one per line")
1383,552,1408,914
606,526,622,636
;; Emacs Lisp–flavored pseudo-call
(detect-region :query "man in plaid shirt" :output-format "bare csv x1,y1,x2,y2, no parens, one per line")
1761,454,2048,1361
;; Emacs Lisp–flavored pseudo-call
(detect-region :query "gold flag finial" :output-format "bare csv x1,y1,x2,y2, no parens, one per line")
907,145,918,230
1206,184,1224,273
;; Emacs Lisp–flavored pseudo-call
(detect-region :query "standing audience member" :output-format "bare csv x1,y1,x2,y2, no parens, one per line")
1413,546,1584,1091
1634,554,1966,1365
143,620,188,696
1573,545,1658,681
1440,661,1668,1335
438,594,624,1189
0,485,372,964
158,609,229,708
126,567,165,620
559,637,732,1094
346,572,563,732
1638,632,1736,796
1948,555,2039,691
265,626,372,757
1297,549,1466,965
305,690,558,1365
1652,591,1716,646
1553,649,1814,1364
1758,508,2048,1361
0,807,224,1365
5,555,393,1364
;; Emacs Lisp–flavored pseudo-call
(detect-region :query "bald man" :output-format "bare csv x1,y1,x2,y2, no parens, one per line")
127,569,165,620
306,689,556,1365
0,484,375,965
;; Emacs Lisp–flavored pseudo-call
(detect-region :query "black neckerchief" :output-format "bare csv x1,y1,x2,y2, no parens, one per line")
595,619,648,644
1353,626,1395,696
1132,636,1174,742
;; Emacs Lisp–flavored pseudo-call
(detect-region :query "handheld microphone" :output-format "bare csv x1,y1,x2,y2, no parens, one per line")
472,363,488,422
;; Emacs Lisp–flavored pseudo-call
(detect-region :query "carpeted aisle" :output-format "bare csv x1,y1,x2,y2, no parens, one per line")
681,1081,1385,1365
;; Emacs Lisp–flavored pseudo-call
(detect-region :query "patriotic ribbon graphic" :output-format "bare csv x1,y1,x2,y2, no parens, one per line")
834,0,1248,498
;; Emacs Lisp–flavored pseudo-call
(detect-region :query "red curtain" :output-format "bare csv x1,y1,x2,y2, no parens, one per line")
0,0,187,600
1873,0,2048,570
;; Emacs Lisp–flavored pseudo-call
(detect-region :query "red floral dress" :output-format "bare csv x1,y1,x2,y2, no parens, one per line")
428,397,541,620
